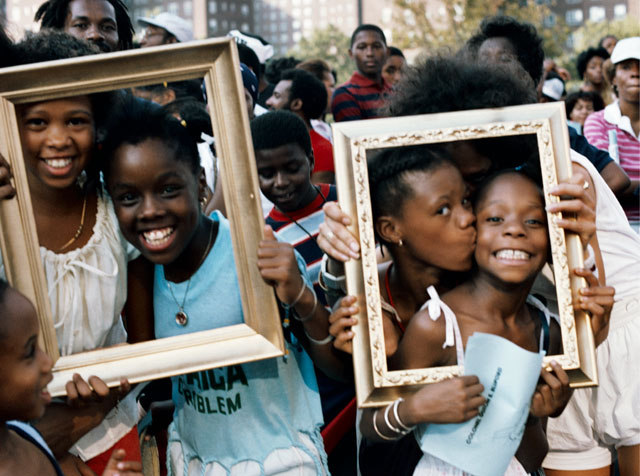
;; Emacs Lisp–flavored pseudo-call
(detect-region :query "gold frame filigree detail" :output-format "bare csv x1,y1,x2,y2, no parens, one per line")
332,103,597,407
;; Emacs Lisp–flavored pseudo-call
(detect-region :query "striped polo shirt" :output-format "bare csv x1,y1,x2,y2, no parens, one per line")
331,71,390,122
584,102,639,223
266,183,337,304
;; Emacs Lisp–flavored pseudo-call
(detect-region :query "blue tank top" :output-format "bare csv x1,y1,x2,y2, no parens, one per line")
153,211,326,473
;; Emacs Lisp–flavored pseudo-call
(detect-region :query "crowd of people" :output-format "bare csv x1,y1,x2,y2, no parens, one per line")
0,1,638,476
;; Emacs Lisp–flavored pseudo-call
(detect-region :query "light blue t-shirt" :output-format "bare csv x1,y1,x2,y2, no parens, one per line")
154,211,326,474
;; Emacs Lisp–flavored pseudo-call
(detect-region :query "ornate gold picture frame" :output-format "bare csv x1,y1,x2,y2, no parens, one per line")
0,38,284,396
332,103,597,407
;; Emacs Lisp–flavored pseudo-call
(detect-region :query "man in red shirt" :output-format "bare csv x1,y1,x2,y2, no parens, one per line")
266,68,335,184
331,24,391,122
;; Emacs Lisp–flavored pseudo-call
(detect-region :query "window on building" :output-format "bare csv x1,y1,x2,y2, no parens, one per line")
589,6,606,21
281,33,288,42
241,23,250,30
613,4,626,19
184,1,192,15
565,8,583,26
222,19,228,29
208,18,218,30
230,2,236,12
303,19,312,29
241,4,250,16
221,2,227,12
168,2,178,14
293,31,302,42
271,23,277,32
565,0,580,4
293,20,301,29
208,0,217,13
270,11,277,20
303,7,312,16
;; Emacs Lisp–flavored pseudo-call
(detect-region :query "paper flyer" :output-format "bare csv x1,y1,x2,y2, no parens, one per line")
415,332,544,476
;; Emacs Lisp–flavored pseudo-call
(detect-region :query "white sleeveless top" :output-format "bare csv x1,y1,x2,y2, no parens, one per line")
412,287,552,476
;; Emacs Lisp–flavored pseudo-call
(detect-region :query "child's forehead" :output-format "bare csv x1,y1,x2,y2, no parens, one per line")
477,172,543,206
255,142,308,162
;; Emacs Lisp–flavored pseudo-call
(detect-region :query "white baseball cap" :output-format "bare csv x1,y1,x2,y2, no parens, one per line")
138,13,194,43
542,77,564,101
610,37,640,64
227,30,274,64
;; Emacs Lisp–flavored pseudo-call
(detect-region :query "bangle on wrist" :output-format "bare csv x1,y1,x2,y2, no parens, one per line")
304,329,334,345
372,408,398,441
319,254,346,292
292,286,317,323
392,398,415,433
384,401,403,434
283,278,307,309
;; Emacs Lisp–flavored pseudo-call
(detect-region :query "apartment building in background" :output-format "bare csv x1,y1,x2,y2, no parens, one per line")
2,0,638,53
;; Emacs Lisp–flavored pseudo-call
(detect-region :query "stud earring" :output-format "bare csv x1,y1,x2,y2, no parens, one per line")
398,239,403,247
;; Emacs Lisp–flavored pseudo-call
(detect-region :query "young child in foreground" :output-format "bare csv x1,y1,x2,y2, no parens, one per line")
100,97,334,475
385,169,614,474
0,279,142,476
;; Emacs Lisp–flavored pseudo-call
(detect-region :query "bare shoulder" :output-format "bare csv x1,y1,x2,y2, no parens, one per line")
0,431,58,476
390,307,448,370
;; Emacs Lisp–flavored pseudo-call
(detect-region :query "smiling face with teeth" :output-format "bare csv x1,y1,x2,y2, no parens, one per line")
107,138,207,270
474,172,549,286
18,97,94,194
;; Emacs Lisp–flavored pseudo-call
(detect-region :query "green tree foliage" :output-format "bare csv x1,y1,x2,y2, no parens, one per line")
391,0,569,58
288,25,353,84
570,18,640,52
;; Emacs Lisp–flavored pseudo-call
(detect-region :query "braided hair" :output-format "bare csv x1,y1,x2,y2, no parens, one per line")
368,145,451,244
34,0,134,50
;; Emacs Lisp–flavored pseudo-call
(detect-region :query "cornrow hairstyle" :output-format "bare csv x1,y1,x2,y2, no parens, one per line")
576,47,609,80
100,94,201,182
250,110,312,157
34,0,134,50
280,68,327,121
466,15,544,86
565,91,605,119
350,24,386,47
367,145,452,243
265,56,301,84
296,58,332,82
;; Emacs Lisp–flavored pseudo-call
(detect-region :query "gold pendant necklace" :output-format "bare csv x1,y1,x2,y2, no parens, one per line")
57,195,88,252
